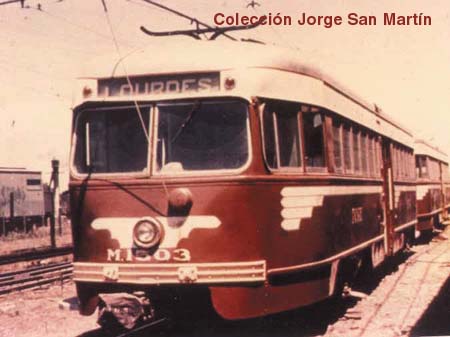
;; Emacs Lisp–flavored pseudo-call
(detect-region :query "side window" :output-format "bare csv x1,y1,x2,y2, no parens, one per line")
332,120,343,171
368,135,375,177
361,133,368,176
343,124,352,173
415,156,420,178
262,105,277,168
303,108,326,169
402,150,407,180
262,101,301,169
276,111,301,167
400,149,404,179
394,146,400,179
410,151,415,180
416,155,428,178
352,128,361,174
422,156,429,178
374,137,381,177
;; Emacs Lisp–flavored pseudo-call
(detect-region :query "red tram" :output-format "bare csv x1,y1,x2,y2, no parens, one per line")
414,139,450,232
69,41,441,327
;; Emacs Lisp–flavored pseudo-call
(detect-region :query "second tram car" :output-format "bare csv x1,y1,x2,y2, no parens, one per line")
70,41,420,325
414,139,450,232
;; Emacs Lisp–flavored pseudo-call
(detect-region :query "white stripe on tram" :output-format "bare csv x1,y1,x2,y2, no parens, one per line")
280,185,382,231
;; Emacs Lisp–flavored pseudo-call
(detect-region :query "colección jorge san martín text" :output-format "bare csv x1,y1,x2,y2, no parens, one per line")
213,12,431,28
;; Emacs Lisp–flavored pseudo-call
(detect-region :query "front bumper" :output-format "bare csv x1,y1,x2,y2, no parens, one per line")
74,260,266,285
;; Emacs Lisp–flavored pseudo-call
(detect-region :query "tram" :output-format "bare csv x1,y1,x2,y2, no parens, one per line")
69,40,419,327
414,139,450,232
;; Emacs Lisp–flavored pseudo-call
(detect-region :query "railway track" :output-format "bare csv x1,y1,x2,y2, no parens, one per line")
0,261,73,295
0,246,74,295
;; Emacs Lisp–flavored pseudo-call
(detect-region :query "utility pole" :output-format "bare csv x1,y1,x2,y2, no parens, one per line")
49,159,59,248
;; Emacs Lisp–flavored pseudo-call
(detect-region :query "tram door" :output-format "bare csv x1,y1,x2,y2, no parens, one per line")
381,139,395,256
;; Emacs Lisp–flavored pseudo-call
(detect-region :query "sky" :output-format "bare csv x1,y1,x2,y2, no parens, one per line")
0,0,449,188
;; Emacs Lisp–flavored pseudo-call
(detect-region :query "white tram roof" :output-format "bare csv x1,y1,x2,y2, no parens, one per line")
414,139,449,164
77,40,413,147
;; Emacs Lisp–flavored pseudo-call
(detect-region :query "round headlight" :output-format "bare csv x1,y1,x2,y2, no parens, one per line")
133,218,163,249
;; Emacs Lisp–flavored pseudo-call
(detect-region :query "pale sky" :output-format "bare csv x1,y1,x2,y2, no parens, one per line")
1,0,449,188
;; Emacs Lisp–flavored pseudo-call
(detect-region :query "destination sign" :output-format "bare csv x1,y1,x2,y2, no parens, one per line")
97,72,220,97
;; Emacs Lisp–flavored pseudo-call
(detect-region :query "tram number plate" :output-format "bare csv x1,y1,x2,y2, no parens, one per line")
107,248,191,262
351,207,363,224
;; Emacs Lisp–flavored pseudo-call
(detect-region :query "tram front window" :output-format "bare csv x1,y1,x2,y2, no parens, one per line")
74,106,150,174
156,100,249,173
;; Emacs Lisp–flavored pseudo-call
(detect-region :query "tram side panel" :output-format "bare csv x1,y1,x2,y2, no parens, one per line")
416,183,442,231
390,144,417,247
442,163,450,216
415,150,447,231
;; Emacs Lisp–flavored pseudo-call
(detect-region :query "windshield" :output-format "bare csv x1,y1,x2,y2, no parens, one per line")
156,100,249,173
73,100,249,175
74,106,150,174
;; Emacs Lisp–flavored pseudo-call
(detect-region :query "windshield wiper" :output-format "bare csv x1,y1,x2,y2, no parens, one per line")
170,100,201,144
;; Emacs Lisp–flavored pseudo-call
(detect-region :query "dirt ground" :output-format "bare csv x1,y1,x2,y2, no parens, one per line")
325,231,450,337
0,228,448,337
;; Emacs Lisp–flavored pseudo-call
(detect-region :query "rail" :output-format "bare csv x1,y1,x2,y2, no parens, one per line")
0,261,73,295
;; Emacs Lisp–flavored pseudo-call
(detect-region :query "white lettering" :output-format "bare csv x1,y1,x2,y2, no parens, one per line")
182,79,196,92
166,80,180,93
119,84,132,96
173,248,191,262
107,249,121,262
105,248,192,262
154,249,171,261
351,207,363,224
198,78,212,91
150,81,164,94
135,249,152,261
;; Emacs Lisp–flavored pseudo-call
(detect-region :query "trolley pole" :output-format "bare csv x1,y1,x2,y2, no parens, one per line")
49,159,59,248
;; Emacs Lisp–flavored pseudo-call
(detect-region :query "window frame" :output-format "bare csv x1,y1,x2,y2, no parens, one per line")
152,99,253,177
331,119,344,174
71,99,253,179
342,123,353,175
302,106,328,173
260,100,304,173
70,104,153,179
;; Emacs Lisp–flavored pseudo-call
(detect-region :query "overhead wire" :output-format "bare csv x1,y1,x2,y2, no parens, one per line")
250,4,295,49
100,0,172,200
34,2,134,47
137,0,237,41
0,0,127,54
99,0,149,142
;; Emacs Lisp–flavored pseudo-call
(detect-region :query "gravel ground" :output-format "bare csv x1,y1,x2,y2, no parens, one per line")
0,283,97,337
325,231,450,337
0,228,448,337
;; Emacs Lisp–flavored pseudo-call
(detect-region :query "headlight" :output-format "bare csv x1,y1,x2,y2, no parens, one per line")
133,218,163,249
